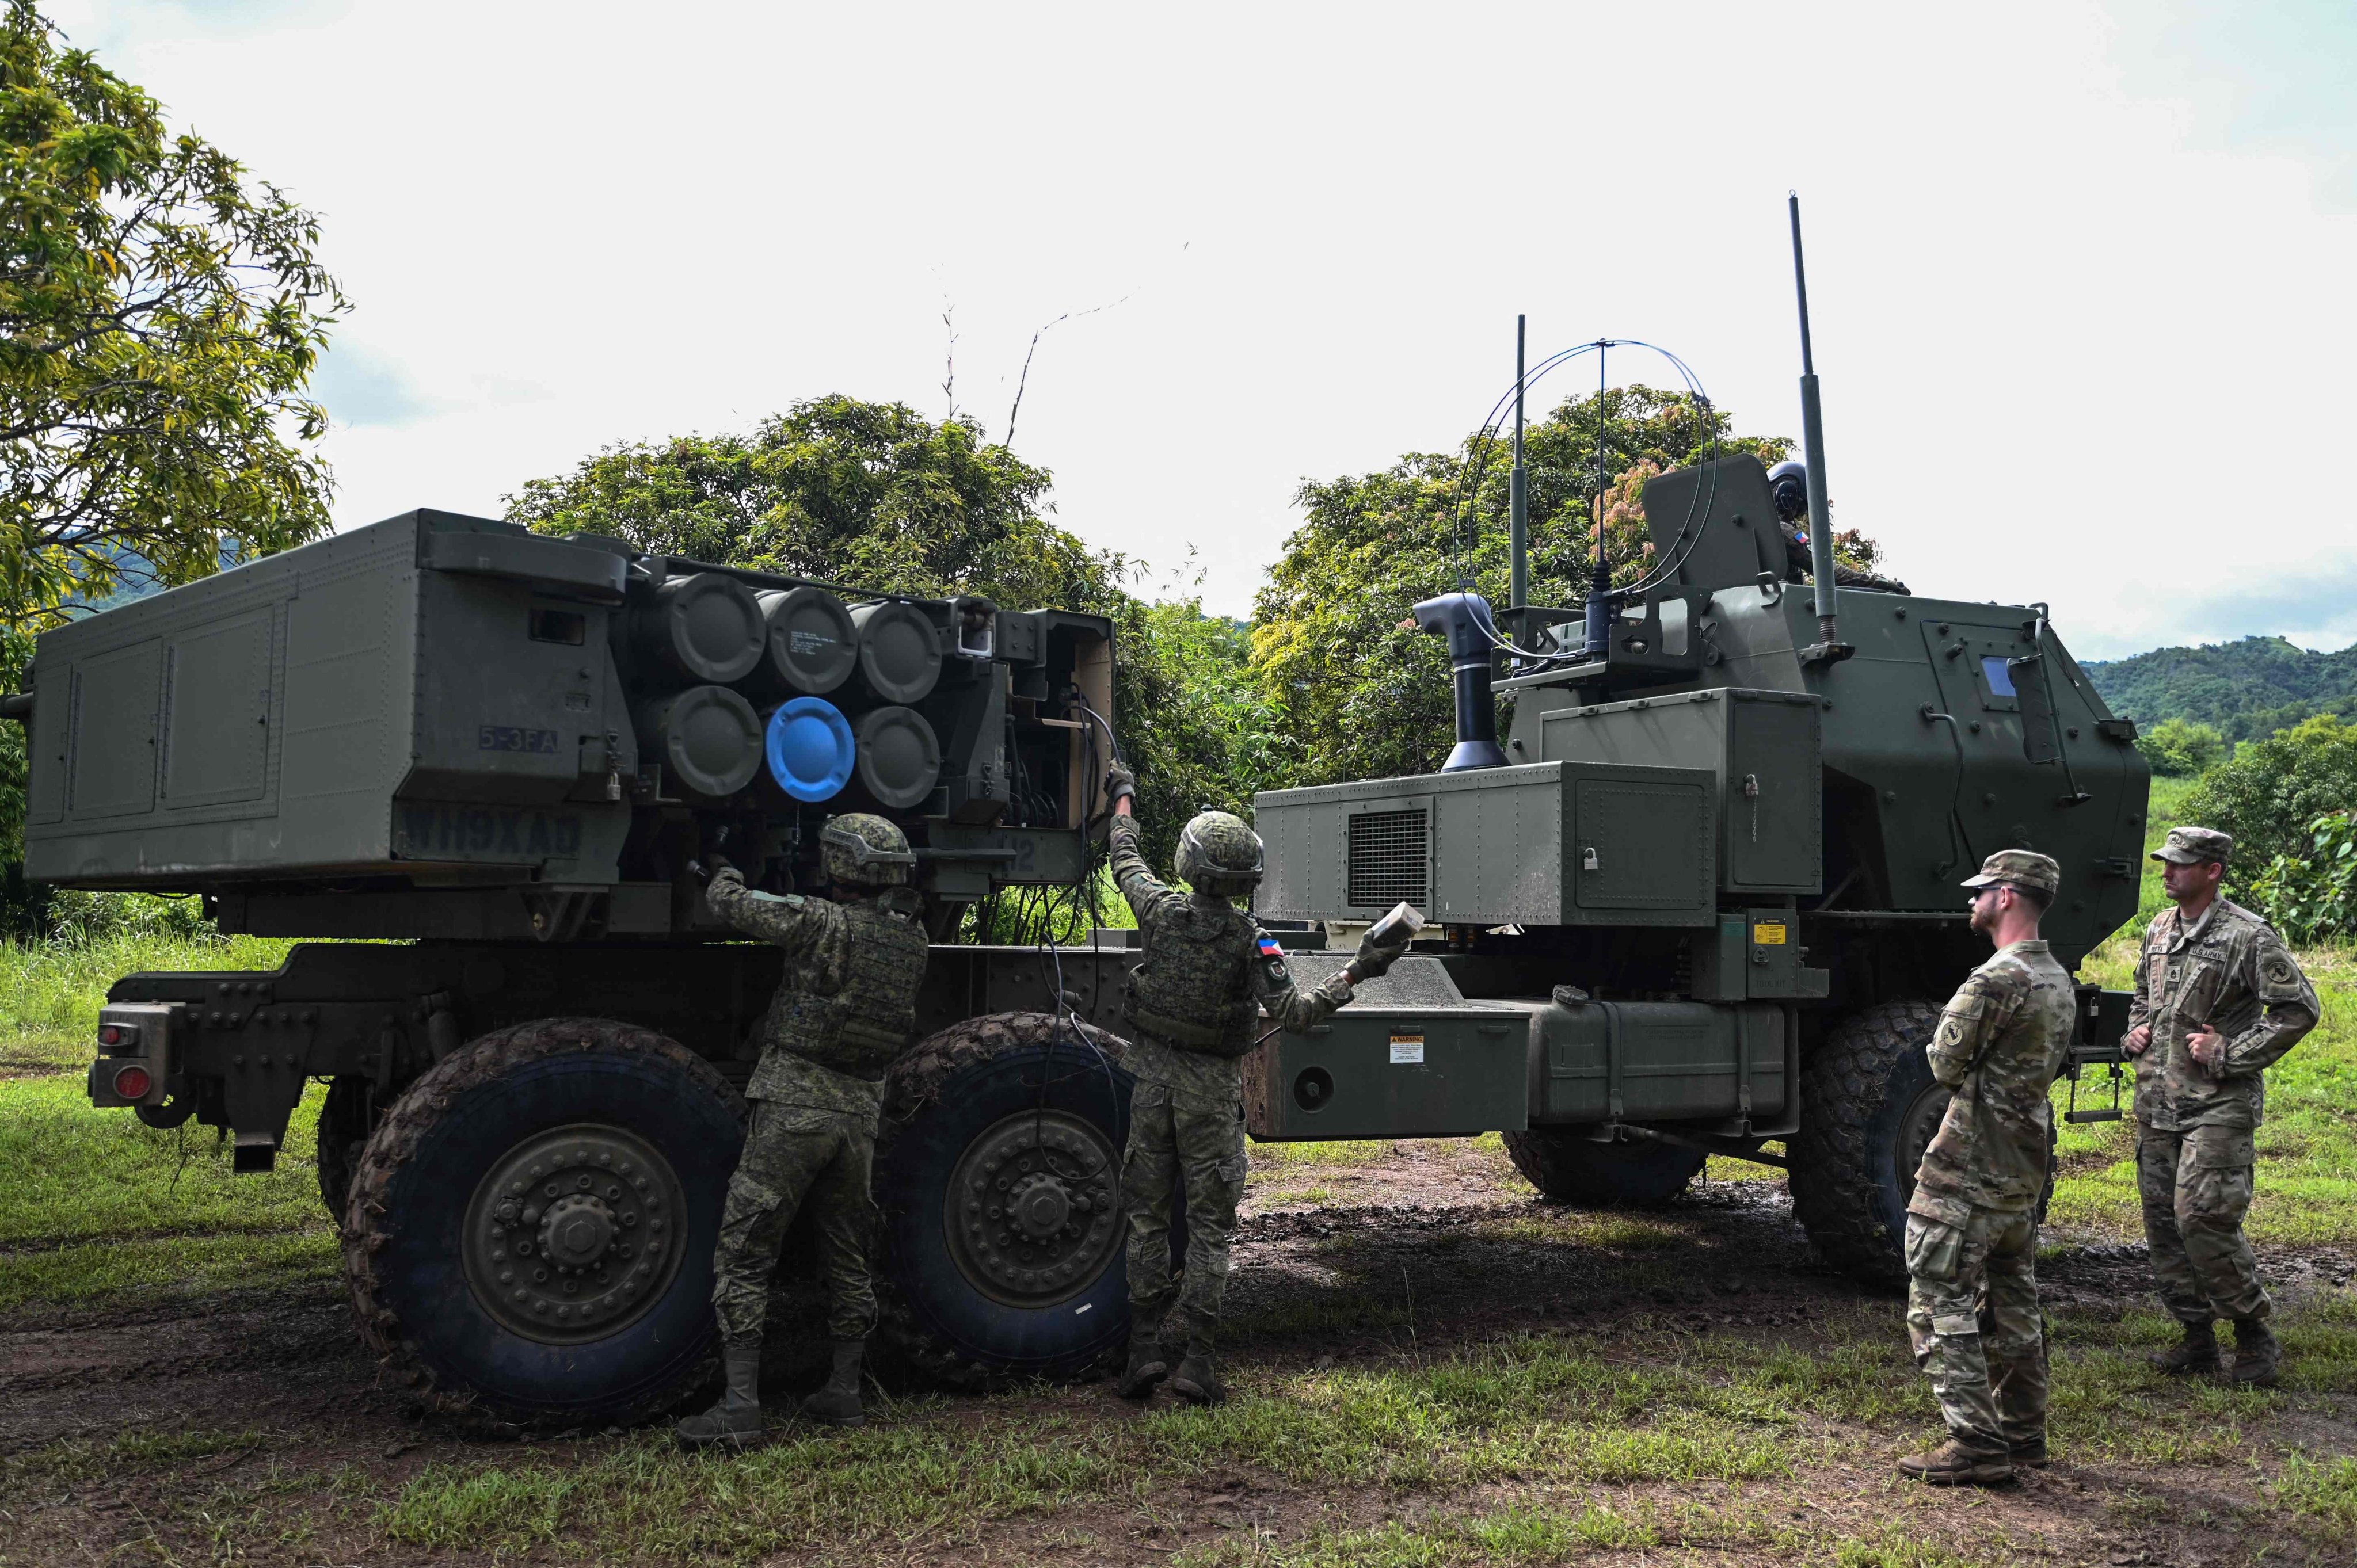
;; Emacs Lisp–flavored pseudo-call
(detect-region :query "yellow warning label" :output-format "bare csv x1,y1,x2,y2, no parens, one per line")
1754,921,1789,946
1389,1035,1426,1065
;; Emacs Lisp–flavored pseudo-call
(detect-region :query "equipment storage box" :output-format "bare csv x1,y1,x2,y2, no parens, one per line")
1254,760,1716,929
1539,688,1822,896
1244,1003,1531,1140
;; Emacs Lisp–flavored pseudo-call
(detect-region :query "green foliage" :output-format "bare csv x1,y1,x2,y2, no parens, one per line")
2134,716,2226,777
2179,714,2357,902
507,396,1219,871
2086,635,2357,743
2248,812,2357,944
1251,387,1809,785
0,2,345,625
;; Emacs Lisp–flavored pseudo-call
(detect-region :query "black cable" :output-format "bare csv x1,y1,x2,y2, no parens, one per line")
1438,337,1724,663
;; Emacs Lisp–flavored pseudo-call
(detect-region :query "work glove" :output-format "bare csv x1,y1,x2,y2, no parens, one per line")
1346,929,1412,983
1105,763,1138,803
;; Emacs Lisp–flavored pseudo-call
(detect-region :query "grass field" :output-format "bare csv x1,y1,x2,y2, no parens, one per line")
4,802,2355,1565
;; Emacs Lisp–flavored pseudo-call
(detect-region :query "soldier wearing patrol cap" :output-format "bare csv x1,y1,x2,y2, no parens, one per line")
1896,849,2078,1487
2124,826,2318,1386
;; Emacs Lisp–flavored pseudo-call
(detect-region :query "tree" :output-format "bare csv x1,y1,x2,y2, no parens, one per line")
2135,717,2226,777
0,3,345,626
1251,386,1844,785
2179,714,2357,903
507,398,1218,874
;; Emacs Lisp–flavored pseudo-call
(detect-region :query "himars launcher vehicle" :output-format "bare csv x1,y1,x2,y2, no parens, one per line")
9,226,2145,1424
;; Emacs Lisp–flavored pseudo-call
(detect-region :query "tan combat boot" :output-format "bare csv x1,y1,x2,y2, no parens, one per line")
798,1338,868,1428
1895,1437,2013,1487
2229,1318,2280,1387
2150,1319,2220,1375
677,1341,766,1452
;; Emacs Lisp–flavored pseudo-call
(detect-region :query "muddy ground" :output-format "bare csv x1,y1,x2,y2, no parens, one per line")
3,1140,2352,1566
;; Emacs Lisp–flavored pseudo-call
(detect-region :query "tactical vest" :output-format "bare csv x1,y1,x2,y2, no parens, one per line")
783,890,930,1079
1126,897,1259,1057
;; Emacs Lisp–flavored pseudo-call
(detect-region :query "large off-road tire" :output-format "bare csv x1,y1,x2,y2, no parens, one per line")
343,1018,744,1424
317,1074,374,1228
1502,1128,1708,1208
877,1011,1139,1389
1788,1001,2060,1287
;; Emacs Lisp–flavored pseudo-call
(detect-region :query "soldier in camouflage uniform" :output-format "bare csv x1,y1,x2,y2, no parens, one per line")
1766,460,1911,594
1103,764,1411,1405
2125,826,2317,1386
676,814,930,1450
1896,849,2078,1487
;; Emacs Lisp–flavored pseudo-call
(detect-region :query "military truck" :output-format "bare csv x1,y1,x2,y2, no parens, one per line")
1247,452,2146,1280
13,459,2143,1424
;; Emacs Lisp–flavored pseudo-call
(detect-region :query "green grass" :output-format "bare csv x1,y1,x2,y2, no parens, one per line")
0,930,293,1073
0,1069,333,1310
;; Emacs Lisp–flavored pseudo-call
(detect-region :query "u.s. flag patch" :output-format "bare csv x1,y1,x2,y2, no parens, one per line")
1257,937,1282,957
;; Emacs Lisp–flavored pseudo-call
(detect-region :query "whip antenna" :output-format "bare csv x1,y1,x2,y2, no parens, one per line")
1789,194,1850,663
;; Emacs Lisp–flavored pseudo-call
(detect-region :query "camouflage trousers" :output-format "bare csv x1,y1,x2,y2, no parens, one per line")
1122,1083,1249,1347
710,1100,879,1345
2137,1120,2268,1323
1904,1206,2047,1452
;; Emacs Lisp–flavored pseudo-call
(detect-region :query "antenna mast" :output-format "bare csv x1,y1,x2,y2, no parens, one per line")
1788,194,1845,658
1582,341,1613,657
1509,315,1529,617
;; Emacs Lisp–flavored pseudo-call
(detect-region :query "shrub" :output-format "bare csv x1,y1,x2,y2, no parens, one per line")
2179,715,2357,901
2248,812,2357,944
2135,717,2226,777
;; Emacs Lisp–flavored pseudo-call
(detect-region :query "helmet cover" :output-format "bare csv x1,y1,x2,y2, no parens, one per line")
820,812,917,886
1175,810,1263,895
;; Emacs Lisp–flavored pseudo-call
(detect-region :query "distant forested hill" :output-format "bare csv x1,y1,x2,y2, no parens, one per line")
2084,636,2357,742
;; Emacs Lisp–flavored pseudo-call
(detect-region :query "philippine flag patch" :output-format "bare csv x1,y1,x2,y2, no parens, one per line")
1257,937,1283,957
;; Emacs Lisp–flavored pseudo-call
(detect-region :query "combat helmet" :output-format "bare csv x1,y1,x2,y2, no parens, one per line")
820,813,917,887
1767,460,1809,524
1175,810,1263,896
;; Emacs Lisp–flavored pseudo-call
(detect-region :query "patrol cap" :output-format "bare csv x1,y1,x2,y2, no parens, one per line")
2152,825,2232,865
1960,848,2061,896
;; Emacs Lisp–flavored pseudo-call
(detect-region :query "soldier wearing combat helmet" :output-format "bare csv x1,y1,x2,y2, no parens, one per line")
2125,826,2317,1386
1896,849,2077,1487
676,814,930,1449
1102,765,1411,1405
1766,460,1911,594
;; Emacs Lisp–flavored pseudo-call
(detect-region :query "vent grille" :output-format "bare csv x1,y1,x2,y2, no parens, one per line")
1347,809,1428,907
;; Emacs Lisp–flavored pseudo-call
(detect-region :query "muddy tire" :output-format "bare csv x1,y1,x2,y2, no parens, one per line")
1502,1129,1708,1208
877,1011,1137,1389
343,1018,744,1424
1788,1002,2059,1287
1788,1001,1945,1285
317,1075,374,1229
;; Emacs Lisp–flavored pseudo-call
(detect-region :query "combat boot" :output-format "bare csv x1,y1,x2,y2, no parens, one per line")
798,1338,869,1428
1115,1327,1170,1400
2229,1317,2280,1387
677,1341,765,1452
1894,1437,2013,1487
1169,1338,1227,1406
2150,1319,2220,1375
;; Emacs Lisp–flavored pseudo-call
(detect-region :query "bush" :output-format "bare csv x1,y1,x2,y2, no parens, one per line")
2179,715,2357,902
2249,813,2357,944
2135,717,2226,777
40,890,216,947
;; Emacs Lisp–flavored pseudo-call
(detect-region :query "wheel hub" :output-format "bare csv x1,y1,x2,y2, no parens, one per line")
943,1109,1121,1307
462,1123,687,1344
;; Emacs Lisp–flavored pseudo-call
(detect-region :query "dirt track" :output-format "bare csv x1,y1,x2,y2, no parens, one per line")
5,1145,2353,1565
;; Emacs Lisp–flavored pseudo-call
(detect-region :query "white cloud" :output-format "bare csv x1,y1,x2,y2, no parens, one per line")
44,1,2357,659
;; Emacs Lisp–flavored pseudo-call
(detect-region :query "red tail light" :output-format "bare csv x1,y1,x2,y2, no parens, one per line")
112,1065,153,1100
100,1024,125,1047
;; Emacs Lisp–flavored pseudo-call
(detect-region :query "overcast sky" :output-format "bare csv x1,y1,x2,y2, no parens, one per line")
47,1,2357,659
